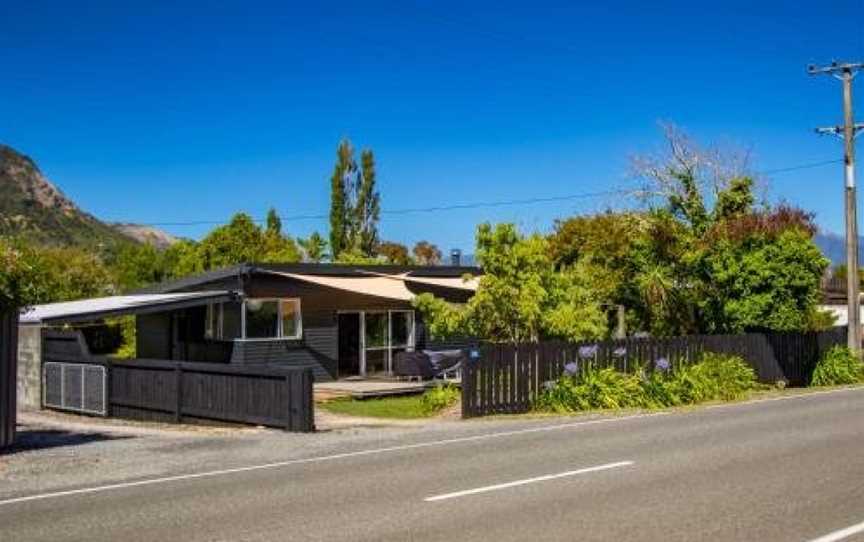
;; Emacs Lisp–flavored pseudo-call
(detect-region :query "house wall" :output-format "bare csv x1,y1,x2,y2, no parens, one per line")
16,325,41,409
238,275,416,380
139,272,472,381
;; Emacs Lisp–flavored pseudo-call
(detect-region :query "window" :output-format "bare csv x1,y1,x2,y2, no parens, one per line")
242,298,302,340
390,311,414,348
205,303,224,340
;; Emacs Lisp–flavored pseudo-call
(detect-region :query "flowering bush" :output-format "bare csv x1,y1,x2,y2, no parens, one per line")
536,352,756,412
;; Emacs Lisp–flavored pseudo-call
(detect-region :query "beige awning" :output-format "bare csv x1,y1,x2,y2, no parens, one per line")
270,272,416,301
401,274,479,291
356,270,480,292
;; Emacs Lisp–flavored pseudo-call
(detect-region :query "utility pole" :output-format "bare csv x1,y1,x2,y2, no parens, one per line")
809,61,864,352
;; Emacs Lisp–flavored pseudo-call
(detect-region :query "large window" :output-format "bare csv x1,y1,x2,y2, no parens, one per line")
242,298,302,340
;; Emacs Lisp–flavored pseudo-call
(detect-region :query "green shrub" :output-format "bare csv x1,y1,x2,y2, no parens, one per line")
811,346,863,387
536,352,756,412
536,367,650,412
420,383,460,414
671,352,756,402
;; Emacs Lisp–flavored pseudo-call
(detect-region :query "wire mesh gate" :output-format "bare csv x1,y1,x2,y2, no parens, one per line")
43,362,108,416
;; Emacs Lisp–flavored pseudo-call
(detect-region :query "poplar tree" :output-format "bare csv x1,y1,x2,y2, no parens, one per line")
328,140,381,259
356,150,380,255
329,140,355,258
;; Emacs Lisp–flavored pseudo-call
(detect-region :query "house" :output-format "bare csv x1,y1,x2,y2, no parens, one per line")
18,263,480,406
819,275,864,328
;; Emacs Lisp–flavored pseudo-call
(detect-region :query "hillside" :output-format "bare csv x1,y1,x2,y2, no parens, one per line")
112,223,178,249
814,231,864,267
0,144,174,250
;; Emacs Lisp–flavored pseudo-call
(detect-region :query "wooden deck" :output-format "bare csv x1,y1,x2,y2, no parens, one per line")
314,378,460,401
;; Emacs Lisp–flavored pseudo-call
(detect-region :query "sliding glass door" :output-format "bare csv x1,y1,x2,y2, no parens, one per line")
346,310,415,377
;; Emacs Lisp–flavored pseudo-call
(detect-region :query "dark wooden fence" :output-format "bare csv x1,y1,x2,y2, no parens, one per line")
461,327,848,418
109,360,314,431
42,331,314,432
0,312,18,449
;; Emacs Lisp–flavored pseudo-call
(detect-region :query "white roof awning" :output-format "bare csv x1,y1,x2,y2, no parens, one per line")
20,291,236,325
270,272,416,301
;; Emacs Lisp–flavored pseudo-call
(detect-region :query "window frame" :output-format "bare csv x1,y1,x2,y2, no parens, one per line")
239,297,303,341
205,302,225,340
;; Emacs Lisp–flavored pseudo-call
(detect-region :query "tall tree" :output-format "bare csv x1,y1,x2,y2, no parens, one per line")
413,240,442,266
414,223,606,344
328,140,382,259
356,150,381,255
329,140,355,259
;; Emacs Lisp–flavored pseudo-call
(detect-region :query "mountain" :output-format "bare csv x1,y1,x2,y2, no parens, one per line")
814,231,864,267
112,223,178,249
0,144,175,250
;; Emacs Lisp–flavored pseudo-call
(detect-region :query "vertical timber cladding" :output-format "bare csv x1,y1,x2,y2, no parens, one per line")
241,274,420,379
0,311,19,449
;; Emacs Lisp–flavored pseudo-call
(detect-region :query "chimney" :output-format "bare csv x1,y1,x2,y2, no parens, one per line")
450,249,462,266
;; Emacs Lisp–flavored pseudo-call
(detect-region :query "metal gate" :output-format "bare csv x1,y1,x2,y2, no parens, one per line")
43,362,107,416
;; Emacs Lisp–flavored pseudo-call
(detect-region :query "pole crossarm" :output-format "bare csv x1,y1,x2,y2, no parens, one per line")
815,123,864,139
808,61,864,78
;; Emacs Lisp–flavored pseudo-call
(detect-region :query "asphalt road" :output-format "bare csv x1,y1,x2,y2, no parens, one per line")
5,388,864,542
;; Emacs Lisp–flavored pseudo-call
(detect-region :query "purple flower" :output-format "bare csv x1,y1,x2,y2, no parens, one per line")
578,345,598,358
654,357,671,372
612,347,627,358
564,362,579,376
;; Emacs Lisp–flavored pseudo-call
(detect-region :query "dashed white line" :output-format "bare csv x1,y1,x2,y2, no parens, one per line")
424,460,634,502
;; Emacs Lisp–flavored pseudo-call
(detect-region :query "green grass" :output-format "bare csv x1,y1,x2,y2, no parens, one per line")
321,394,435,419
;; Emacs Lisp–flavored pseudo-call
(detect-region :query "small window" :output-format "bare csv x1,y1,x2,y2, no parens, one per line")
242,298,302,340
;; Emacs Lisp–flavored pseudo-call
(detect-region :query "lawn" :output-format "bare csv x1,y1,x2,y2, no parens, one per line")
321,394,434,419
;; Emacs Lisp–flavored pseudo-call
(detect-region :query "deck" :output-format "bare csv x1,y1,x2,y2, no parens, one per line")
314,378,460,400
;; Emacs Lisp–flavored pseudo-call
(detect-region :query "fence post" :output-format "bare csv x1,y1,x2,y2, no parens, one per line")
0,311,19,450
460,350,471,418
285,369,315,432
174,363,183,423
104,362,113,417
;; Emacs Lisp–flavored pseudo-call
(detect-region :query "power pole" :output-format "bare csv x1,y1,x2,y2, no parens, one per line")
809,61,864,352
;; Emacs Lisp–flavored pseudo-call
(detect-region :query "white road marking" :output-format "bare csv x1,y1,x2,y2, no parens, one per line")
806,520,864,542
1,385,861,508
424,460,634,502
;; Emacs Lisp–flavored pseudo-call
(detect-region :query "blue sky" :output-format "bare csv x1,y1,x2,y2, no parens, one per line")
2,1,863,251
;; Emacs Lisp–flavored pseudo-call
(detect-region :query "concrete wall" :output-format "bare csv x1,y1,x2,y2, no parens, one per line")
17,325,41,410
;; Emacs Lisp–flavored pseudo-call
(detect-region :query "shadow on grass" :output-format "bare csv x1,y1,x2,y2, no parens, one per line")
2,426,133,455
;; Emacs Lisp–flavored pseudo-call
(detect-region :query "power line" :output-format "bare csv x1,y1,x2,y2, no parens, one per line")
119,157,845,228
137,189,629,227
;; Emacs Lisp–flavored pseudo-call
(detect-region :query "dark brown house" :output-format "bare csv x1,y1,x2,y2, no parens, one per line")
21,263,479,383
